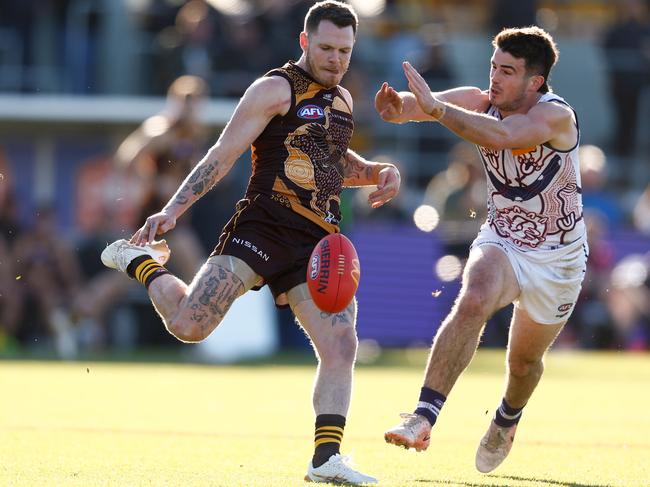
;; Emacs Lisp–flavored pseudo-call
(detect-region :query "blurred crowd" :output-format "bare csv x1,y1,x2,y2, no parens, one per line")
1,0,650,357
0,75,224,357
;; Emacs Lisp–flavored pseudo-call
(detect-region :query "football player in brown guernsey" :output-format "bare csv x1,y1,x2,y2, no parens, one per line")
101,1,399,484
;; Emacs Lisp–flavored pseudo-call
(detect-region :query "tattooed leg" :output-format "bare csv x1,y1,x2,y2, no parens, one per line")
147,255,260,343
289,284,358,416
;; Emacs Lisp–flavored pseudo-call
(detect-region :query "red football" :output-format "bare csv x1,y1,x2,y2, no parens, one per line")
307,233,361,313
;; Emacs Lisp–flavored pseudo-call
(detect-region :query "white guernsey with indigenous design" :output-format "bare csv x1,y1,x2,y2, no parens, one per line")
472,92,588,324
477,92,585,251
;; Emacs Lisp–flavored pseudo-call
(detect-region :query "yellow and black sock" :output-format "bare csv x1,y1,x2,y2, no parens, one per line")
312,414,346,468
126,255,170,289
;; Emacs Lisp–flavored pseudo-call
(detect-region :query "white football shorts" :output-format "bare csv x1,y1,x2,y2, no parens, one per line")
470,225,589,325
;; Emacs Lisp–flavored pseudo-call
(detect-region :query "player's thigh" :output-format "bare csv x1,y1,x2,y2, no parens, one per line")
507,306,564,364
461,244,520,312
289,283,358,357
175,254,261,324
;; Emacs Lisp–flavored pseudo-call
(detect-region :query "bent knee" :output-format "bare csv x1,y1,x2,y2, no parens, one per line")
508,357,543,379
167,314,216,343
456,289,495,321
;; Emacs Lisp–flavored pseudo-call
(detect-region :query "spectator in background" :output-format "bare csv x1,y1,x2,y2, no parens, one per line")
173,0,216,81
423,141,485,231
0,236,20,349
150,0,221,95
632,181,650,234
73,75,237,351
13,206,83,358
412,23,456,158
602,0,650,157
115,74,208,282
212,15,272,97
579,144,624,229
608,252,650,350
0,157,23,350
564,211,617,349
0,153,20,240
257,0,310,68
417,23,454,93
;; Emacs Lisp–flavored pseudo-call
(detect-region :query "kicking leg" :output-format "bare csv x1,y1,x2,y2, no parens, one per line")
101,239,260,342
150,254,259,342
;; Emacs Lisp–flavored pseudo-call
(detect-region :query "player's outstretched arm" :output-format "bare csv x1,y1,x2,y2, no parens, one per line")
375,80,486,124
342,149,400,209
130,76,291,245
402,61,573,151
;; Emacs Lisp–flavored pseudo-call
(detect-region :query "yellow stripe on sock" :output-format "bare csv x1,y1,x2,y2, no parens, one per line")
141,264,163,284
316,426,344,434
137,264,156,283
134,260,156,282
315,437,342,447
315,431,343,440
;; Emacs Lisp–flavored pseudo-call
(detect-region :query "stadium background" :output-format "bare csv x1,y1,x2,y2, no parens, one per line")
0,0,649,361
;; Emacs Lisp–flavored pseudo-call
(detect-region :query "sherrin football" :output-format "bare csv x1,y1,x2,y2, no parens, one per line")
307,233,361,313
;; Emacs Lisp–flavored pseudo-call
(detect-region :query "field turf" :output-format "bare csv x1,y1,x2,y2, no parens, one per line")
1,350,648,486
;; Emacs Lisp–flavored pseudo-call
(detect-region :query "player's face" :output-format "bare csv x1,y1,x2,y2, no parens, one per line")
488,48,532,111
303,20,354,88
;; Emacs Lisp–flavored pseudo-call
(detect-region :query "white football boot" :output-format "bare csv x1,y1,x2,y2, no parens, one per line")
384,413,431,451
305,454,377,484
475,420,518,473
101,238,170,274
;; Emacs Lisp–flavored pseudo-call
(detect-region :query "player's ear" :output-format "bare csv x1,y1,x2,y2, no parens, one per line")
299,31,309,52
529,74,545,92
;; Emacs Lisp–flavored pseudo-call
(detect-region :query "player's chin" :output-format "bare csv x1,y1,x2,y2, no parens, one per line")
323,71,343,87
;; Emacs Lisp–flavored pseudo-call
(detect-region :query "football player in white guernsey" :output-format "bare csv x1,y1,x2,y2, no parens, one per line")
376,26,588,473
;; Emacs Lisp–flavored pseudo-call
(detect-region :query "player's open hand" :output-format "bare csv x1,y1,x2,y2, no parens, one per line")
130,211,177,246
403,62,444,119
368,165,401,208
374,82,404,122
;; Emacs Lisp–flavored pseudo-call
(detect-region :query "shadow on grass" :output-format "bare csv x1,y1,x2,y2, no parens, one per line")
412,475,612,487
489,475,612,487
413,480,504,486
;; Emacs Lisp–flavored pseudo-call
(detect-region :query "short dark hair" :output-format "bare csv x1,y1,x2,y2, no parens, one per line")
493,26,559,93
304,1,358,36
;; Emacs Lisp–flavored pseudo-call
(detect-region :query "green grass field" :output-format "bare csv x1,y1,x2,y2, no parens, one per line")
1,350,649,486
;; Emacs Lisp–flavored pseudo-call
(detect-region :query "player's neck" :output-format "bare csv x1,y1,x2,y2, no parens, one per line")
295,56,312,78
498,92,542,118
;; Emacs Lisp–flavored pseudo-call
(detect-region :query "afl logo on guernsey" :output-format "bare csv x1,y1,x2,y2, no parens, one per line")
298,105,324,119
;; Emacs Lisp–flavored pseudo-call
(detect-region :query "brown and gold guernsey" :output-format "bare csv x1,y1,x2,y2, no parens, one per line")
246,62,354,234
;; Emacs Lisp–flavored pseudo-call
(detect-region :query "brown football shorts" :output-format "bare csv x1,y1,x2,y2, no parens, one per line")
211,194,330,305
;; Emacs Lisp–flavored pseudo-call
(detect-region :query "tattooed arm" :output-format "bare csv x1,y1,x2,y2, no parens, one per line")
335,85,400,208
342,149,401,209
131,75,292,245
